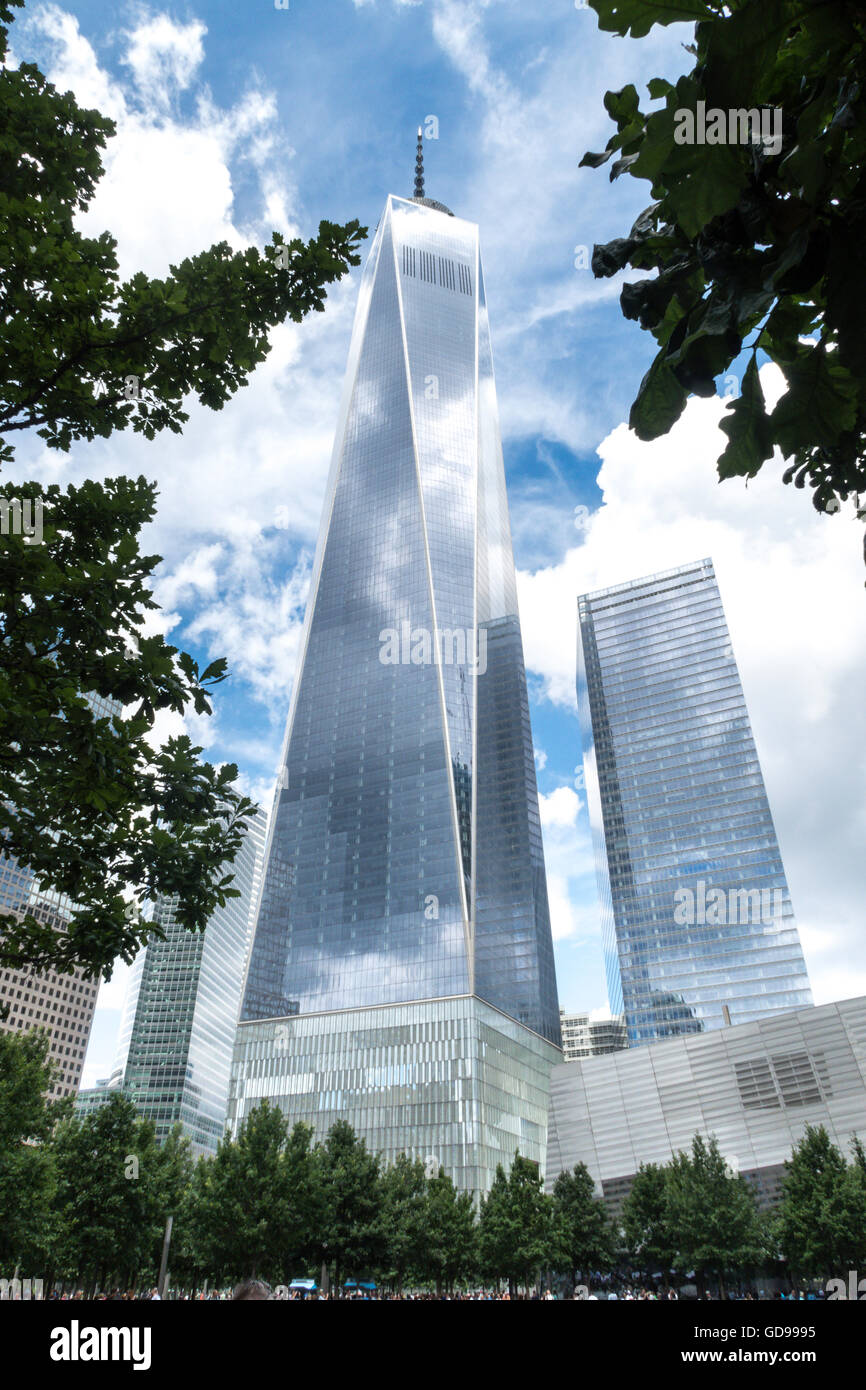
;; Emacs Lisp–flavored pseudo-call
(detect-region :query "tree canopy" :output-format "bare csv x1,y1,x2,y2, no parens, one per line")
582,0,866,554
776,1124,866,1278
4,1060,863,1297
621,1162,676,1280
0,0,365,977
665,1134,764,1294
550,1162,614,1284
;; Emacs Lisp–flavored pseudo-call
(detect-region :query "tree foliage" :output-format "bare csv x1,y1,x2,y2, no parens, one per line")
314,1120,384,1291
550,1162,614,1286
0,477,259,977
178,1102,303,1284
421,1166,477,1294
378,1153,428,1291
46,1094,189,1289
665,1134,763,1295
478,1154,552,1292
582,0,866,545
9,1094,866,1294
621,1161,677,1284
0,0,364,459
0,1028,67,1268
0,0,365,976
776,1124,866,1278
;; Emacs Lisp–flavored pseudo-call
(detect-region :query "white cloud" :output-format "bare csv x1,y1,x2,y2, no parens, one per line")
539,784,580,830
13,4,124,117
518,369,866,1003
588,1005,614,1023
13,4,353,727
180,553,311,711
538,786,595,942
122,15,207,111
20,7,295,283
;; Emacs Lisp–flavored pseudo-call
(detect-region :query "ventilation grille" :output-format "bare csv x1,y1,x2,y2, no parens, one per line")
736,1050,831,1112
401,244,473,296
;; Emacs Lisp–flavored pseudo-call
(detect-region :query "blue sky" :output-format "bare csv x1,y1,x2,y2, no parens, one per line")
6,1,865,1085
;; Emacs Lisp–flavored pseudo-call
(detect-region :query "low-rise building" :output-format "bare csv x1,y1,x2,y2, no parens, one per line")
546,997,866,1217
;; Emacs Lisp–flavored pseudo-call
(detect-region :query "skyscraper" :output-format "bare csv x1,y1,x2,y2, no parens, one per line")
109,806,267,1154
577,557,811,1047
0,691,121,1100
228,150,561,1195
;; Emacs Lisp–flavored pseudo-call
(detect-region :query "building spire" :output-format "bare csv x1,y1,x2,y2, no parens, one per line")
409,123,454,216
414,126,425,199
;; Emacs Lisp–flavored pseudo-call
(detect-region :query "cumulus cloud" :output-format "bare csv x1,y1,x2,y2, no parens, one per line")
539,785,580,829
18,7,296,282
13,3,354,733
538,786,595,943
122,14,207,110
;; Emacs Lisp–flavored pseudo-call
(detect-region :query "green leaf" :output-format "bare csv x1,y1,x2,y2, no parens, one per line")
647,77,675,100
590,0,714,40
663,142,750,238
629,350,688,440
604,84,640,125
591,237,635,278
770,348,858,456
718,358,774,479
579,148,615,169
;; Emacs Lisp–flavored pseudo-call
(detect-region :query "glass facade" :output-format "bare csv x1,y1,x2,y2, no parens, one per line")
114,807,267,1154
577,558,812,1047
233,194,560,1191
230,996,558,1195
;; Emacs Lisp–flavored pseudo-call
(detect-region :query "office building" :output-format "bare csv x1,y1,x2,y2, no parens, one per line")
111,806,267,1154
228,144,561,1195
559,1009,627,1061
576,558,811,1047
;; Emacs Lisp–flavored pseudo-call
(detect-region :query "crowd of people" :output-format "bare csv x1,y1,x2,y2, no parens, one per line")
22,1280,828,1301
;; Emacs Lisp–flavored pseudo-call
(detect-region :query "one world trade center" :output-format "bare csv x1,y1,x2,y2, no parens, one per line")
228,138,561,1194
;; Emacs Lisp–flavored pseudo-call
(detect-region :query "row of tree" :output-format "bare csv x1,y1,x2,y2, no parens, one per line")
622,1127,866,1296
2,1029,865,1295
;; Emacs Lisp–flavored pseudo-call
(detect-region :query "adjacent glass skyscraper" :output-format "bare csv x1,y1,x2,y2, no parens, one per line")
229,180,561,1194
111,806,267,1154
577,558,811,1047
